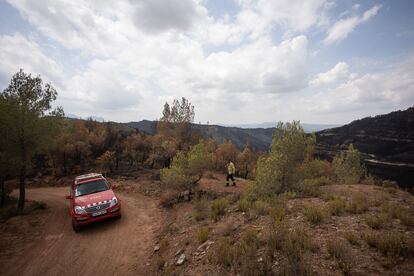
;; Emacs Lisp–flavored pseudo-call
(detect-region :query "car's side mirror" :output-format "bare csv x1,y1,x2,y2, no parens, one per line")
65,195,73,199
112,184,118,190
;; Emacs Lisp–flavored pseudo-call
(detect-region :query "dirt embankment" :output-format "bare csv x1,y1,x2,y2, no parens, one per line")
0,186,164,276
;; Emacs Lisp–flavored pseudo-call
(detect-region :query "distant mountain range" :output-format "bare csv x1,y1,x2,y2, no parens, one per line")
66,113,105,122
125,121,338,151
223,122,340,132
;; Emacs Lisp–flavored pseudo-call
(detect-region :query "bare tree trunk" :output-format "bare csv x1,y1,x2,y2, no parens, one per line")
18,137,26,210
0,175,5,207
18,163,25,210
63,151,67,175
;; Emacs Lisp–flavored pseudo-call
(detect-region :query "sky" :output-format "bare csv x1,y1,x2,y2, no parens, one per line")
0,0,413,125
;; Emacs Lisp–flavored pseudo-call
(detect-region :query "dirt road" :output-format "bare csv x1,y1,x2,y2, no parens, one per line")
0,187,163,276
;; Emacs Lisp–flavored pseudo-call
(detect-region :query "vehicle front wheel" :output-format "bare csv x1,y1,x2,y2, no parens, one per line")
72,221,82,232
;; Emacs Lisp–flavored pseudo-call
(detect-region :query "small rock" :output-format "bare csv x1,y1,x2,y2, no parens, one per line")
197,240,214,252
175,248,183,256
176,253,186,265
181,190,191,201
164,262,168,268
258,257,263,263
154,245,160,252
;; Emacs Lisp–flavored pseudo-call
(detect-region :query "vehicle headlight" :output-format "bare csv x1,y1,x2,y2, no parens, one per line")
110,196,118,207
74,206,86,214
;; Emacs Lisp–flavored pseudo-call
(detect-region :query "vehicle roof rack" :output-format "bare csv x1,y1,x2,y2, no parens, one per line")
75,173,103,184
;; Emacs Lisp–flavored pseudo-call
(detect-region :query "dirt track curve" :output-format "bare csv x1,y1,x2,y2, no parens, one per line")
1,187,162,276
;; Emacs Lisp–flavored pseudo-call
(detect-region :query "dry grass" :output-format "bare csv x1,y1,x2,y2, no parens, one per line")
210,198,228,221
208,238,234,267
363,231,414,258
253,200,270,215
382,202,413,226
279,227,317,275
365,213,389,229
303,203,327,224
208,230,271,275
237,198,251,212
193,199,209,221
345,194,370,214
269,206,286,224
327,238,354,274
160,190,180,208
327,197,347,216
343,231,360,246
196,227,209,244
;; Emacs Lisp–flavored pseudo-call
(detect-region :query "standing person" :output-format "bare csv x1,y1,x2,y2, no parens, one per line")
226,161,236,186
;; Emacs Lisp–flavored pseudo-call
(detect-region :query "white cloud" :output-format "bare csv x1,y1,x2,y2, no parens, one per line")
324,4,381,45
2,0,411,125
0,33,63,85
306,59,414,115
132,0,208,33
309,62,349,86
188,35,309,95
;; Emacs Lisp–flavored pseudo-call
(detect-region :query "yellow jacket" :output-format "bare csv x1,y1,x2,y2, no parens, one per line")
227,162,235,175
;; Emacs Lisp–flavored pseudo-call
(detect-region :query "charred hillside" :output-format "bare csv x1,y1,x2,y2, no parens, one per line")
126,120,274,151
315,107,414,188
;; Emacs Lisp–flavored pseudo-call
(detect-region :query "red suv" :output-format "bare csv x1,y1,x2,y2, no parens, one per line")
66,173,121,231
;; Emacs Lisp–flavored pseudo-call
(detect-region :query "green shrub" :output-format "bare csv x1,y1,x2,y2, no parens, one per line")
160,141,212,191
327,238,353,274
210,199,228,221
332,144,365,184
282,191,297,199
298,158,332,180
197,227,209,244
303,203,326,224
302,176,332,187
250,121,315,198
328,197,347,216
298,183,322,198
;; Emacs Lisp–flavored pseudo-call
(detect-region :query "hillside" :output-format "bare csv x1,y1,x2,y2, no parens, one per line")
315,107,414,188
125,120,274,151
124,121,337,151
3,172,413,275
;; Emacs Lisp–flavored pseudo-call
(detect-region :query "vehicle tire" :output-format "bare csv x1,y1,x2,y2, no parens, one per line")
115,213,122,220
72,221,82,232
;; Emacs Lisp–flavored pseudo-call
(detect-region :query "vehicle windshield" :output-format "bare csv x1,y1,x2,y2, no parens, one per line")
74,179,109,197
